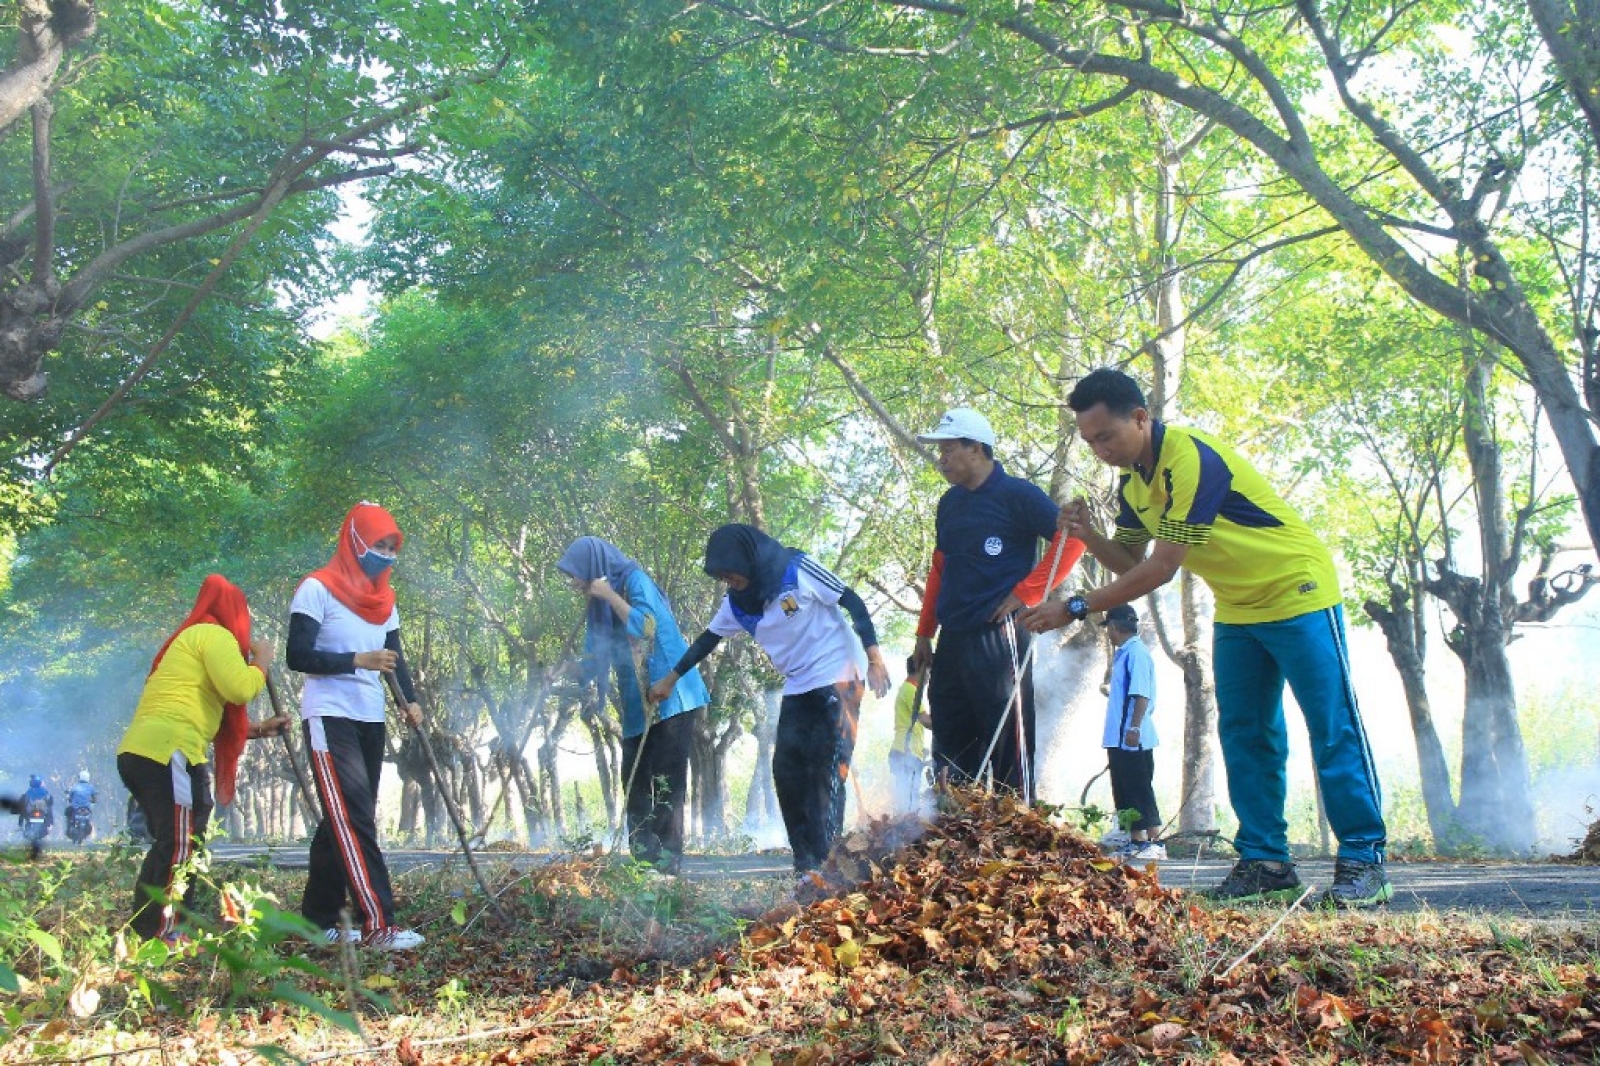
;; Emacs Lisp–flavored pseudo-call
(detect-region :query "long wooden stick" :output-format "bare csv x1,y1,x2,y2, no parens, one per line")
381,671,509,923
263,670,322,823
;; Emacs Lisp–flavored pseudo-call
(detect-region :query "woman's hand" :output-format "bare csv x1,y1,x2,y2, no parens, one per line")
248,716,290,740
648,672,680,705
354,649,399,672
404,702,423,729
865,650,892,698
867,660,892,699
249,638,275,666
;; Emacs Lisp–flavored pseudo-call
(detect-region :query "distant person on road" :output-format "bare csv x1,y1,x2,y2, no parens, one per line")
18,774,52,859
911,407,1084,798
1020,368,1389,909
889,657,930,811
1099,604,1163,862
67,770,98,812
649,525,891,890
65,770,98,844
558,536,710,875
288,501,426,951
116,575,286,943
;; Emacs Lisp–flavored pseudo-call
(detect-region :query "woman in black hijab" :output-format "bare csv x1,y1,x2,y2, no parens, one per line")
651,524,890,891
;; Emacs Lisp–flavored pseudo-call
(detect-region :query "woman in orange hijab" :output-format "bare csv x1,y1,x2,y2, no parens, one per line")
286,502,425,952
116,575,287,944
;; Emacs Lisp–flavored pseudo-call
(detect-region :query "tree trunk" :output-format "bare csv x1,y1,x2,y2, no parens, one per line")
512,755,545,846
743,687,781,839
1172,572,1218,835
1364,583,1458,845
1448,615,1535,853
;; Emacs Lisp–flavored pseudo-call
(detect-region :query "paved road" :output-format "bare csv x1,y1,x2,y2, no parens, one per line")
210,845,1600,917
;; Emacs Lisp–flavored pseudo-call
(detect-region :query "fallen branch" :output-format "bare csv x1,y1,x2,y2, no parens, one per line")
296,1016,610,1064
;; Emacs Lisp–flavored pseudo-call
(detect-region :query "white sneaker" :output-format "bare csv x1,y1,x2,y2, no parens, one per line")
1128,842,1167,862
365,926,425,951
321,927,361,946
1099,828,1131,854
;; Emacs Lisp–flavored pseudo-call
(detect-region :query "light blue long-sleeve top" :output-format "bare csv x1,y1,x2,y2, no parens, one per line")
586,569,710,738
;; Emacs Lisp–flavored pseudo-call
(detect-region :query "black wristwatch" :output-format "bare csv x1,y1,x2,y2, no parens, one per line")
1065,593,1090,622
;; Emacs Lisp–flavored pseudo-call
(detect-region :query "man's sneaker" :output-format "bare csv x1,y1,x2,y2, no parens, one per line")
1201,859,1303,903
365,926,425,951
1127,841,1167,862
1319,859,1393,910
320,927,361,946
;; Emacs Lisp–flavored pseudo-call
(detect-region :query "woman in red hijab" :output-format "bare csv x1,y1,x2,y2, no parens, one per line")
286,502,425,952
116,575,287,944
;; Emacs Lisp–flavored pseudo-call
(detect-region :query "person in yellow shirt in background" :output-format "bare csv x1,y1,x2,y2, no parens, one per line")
889,657,930,810
116,575,288,944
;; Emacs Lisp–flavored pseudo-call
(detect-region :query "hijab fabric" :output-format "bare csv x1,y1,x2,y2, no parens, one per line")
557,537,643,712
150,574,254,806
703,524,799,616
304,502,403,625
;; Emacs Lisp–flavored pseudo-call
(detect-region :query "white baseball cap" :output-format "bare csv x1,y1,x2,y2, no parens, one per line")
916,407,996,447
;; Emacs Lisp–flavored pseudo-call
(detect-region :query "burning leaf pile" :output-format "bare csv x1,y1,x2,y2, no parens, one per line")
465,790,1598,1065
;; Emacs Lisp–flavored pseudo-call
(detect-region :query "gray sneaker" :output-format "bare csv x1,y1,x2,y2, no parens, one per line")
1319,859,1393,910
1201,859,1303,903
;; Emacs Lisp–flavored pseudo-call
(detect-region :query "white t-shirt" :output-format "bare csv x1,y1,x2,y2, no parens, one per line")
290,578,399,723
707,556,867,696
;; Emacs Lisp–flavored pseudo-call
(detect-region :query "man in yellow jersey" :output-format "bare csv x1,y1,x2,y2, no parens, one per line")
1021,368,1389,909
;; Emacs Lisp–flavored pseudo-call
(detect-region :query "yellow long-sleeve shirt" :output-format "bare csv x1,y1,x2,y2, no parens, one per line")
118,623,266,766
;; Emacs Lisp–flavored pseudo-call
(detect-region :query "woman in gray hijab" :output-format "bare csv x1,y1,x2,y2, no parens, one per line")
558,537,709,873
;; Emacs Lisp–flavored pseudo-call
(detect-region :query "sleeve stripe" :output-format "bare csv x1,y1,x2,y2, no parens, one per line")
1114,527,1153,547
798,556,846,593
1156,518,1212,546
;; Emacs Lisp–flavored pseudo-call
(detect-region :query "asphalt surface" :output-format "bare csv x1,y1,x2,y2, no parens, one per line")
206,844,1600,918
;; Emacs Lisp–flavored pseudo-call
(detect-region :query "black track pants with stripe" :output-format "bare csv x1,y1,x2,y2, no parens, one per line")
301,716,398,934
118,751,213,941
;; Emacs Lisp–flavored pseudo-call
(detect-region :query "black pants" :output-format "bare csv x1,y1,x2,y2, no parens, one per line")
929,619,1035,793
620,707,700,870
773,681,860,873
1107,747,1161,833
301,716,398,934
118,751,213,940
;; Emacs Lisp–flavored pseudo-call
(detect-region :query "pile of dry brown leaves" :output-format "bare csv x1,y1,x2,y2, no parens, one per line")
424,790,1598,1064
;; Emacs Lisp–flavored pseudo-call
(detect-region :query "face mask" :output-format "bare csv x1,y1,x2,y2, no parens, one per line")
358,549,396,580
351,525,398,580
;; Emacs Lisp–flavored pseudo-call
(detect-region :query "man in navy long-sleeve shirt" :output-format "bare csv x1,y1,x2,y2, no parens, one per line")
911,408,1084,797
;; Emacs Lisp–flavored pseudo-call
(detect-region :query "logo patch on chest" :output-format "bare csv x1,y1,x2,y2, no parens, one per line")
984,536,1003,556
779,592,801,617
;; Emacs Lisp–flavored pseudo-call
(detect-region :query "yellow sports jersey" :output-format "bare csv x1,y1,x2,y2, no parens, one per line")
1113,422,1342,624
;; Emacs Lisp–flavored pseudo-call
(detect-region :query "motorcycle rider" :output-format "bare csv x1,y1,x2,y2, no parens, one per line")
18,774,53,859
66,771,97,844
